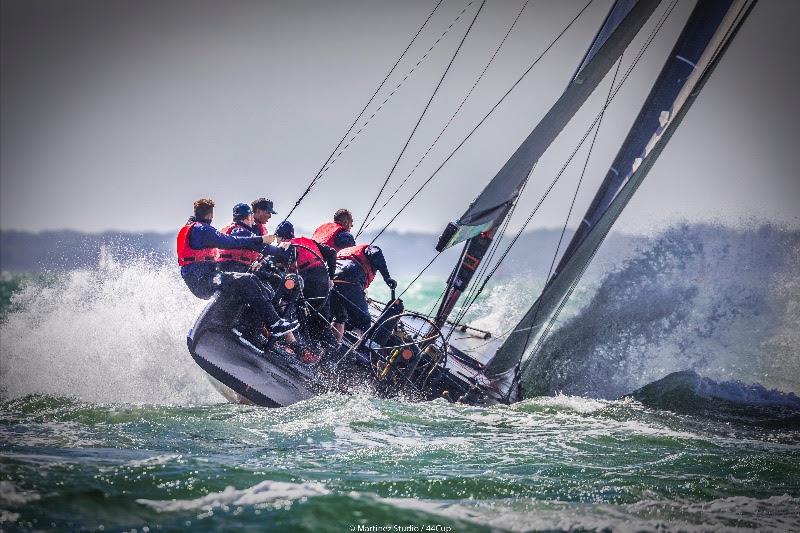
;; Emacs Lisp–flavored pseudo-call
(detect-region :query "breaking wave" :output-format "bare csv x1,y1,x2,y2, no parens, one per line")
0,249,219,404
522,223,800,399
629,370,800,429
1,223,798,407
137,480,331,512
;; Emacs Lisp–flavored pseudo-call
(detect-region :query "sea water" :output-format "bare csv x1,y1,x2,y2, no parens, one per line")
1,225,799,532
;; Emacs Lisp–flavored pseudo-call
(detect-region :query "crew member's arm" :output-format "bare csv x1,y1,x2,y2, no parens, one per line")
317,242,338,278
192,224,266,250
365,247,397,290
260,243,292,264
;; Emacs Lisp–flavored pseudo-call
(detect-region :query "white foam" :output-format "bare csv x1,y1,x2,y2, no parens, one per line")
0,251,219,404
524,224,800,399
137,480,330,512
0,481,41,506
126,454,182,467
381,494,800,532
525,393,608,414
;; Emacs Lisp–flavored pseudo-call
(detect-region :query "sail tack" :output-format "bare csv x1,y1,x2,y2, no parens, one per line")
438,0,661,250
483,0,757,382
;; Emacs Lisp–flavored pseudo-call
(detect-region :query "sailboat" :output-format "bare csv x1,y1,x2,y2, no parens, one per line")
186,0,757,407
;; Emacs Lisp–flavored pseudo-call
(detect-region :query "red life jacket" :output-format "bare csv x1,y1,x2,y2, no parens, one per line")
252,222,268,236
290,236,325,271
312,222,347,250
176,221,218,266
215,222,262,266
337,244,375,289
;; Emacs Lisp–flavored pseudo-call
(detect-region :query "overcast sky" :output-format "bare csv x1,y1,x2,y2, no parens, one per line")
1,0,798,235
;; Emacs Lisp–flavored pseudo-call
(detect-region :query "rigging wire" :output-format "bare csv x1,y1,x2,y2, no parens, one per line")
397,251,443,299
515,52,623,363
356,0,488,237
285,0,455,219
448,167,532,330
518,0,687,378
358,0,532,236
315,0,477,179
426,284,449,320
368,0,595,245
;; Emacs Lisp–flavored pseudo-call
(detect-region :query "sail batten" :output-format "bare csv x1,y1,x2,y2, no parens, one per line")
483,0,757,382
438,0,661,250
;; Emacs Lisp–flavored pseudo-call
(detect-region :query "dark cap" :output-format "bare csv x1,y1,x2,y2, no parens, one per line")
232,203,252,219
251,198,277,214
275,220,295,239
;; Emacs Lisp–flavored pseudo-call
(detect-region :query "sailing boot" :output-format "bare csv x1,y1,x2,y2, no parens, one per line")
270,318,300,337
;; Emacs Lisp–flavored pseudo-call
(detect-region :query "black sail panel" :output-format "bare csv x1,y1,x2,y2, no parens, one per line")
572,0,639,81
483,0,757,381
440,0,661,250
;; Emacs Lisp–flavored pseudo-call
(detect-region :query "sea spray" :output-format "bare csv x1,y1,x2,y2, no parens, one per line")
0,249,219,404
522,224,800,398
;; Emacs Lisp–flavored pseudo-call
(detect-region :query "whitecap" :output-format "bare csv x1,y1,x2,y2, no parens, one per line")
137,480,330,512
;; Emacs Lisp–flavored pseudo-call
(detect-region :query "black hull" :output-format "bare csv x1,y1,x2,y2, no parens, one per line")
187,291,509,408
188,329,317,407
187,291,323,407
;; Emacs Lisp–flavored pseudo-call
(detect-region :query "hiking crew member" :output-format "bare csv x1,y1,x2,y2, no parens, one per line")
216,203,264,273
251,197,278,238
330,243,397,342
312,208,356,252
177,198,298,337
274,221,337,338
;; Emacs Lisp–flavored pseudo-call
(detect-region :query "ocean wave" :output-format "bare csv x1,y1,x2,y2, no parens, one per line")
380,494,800,532
0,250,219,404
522,224,800,399
137,480,330,512
0,481,41,506
629,371,800,432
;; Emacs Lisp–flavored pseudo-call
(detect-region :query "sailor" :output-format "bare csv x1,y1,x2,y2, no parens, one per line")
330,242,397,343
312,208,356,252
216,203,264,273
273,221,337,338
251,197,278,237
177,198,298,337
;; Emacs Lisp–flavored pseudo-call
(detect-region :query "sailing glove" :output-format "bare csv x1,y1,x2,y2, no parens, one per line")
385,278,397,290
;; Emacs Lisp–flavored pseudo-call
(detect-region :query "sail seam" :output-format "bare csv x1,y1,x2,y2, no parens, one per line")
674,54,697,68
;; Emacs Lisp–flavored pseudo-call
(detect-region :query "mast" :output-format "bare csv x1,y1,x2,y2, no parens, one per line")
483,0,757,382
432,0,661,327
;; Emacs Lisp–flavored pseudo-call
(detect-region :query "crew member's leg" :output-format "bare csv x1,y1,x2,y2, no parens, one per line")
219,272,279,324
331,282,370,340
301,267,331,338
218,272,296,336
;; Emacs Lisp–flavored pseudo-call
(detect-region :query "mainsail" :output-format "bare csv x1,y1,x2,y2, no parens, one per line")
436,0,661,251
482,0,757,382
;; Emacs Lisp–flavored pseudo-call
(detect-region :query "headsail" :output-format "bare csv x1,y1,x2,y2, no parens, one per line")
436,0,661,251
483,0,757,382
